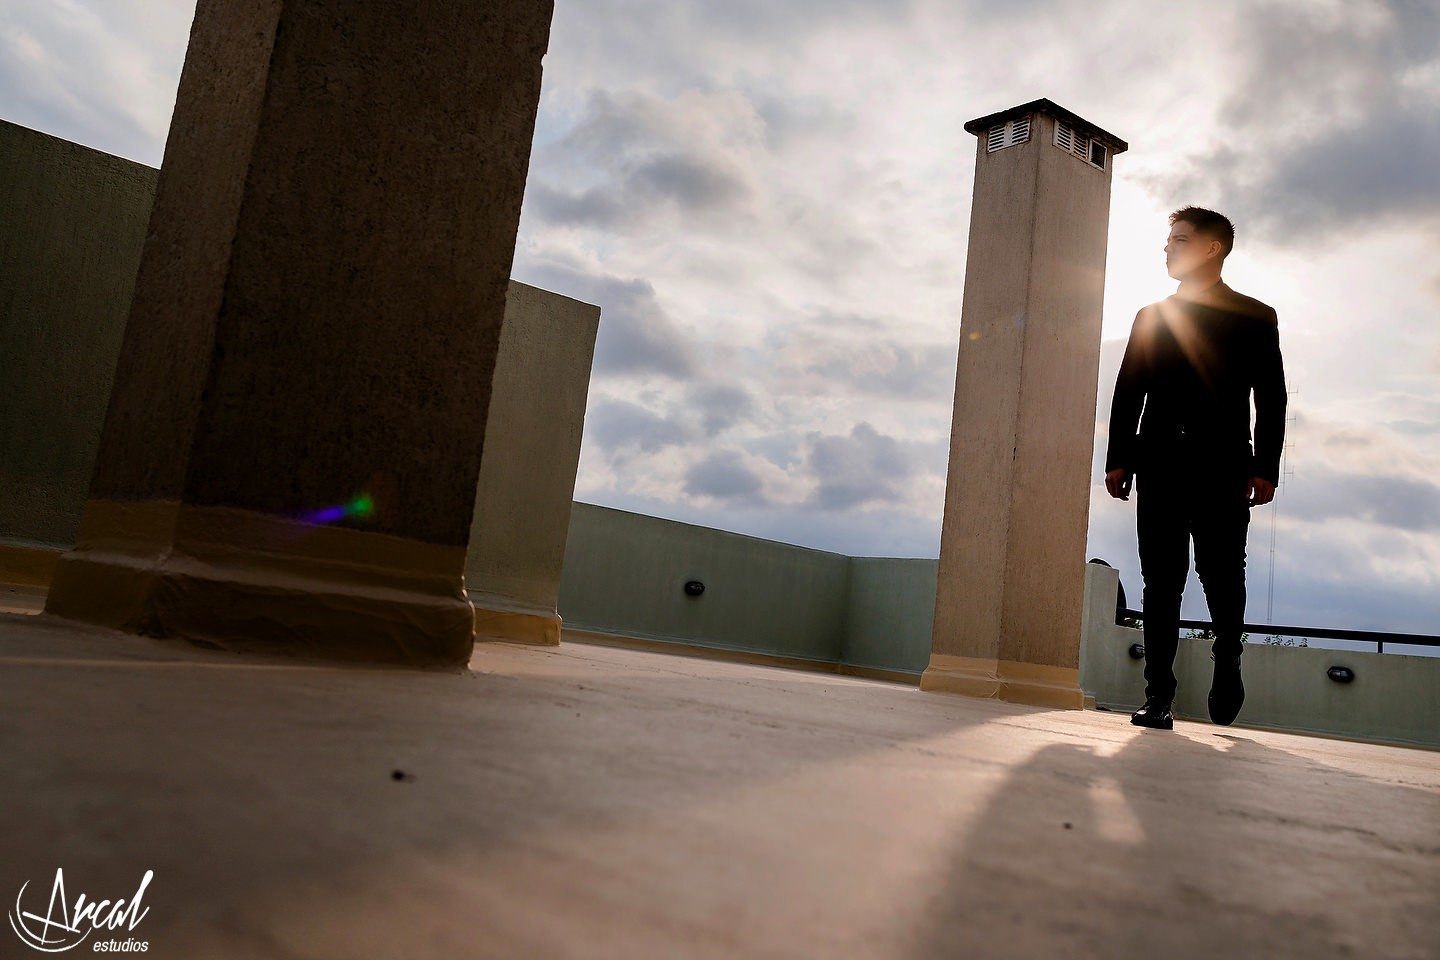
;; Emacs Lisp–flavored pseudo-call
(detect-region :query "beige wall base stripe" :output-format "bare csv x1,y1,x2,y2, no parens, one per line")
921,653,1085,709
475,606,561,646
0,543,63,588
47,500,480,667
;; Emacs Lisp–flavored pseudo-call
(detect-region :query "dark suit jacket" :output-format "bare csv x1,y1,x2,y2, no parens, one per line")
1105,283,1287,484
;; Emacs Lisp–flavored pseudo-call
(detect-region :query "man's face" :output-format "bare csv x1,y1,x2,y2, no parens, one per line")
1164,220,1218,281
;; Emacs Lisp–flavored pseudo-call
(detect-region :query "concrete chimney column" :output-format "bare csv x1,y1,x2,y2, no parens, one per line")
923,100,1127,708
45,0,555,666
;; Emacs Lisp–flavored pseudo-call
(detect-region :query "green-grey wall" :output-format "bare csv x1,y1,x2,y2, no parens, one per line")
466,281,600,622
0,120,158,549
842,557,936,674
561,517,1440,746
1080,563,1439,748
558,502,937,675
559,503,851,663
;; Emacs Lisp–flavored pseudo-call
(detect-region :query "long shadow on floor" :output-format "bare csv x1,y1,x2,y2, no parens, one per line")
910,726,1440,959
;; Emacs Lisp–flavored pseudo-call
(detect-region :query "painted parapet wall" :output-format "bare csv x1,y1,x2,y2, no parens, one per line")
1080,563,1440,748
466,282,600,644
1079,563,1148,708
0,121,157,554
561,525,1438,745
558,503,850,664
842,557,937,675
558,503,937,677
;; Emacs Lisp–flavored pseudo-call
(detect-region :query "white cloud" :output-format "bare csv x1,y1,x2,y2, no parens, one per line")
683,449,768,505
0,0,190,164
804,422,921,511
528,88,763,233
1151,0,1440,239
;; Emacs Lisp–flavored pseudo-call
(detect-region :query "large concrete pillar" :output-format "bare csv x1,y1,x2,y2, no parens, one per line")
922,100,1127,707
44,0,555,666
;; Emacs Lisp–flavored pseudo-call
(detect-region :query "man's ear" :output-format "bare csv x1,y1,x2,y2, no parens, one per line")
1205,238,1224,261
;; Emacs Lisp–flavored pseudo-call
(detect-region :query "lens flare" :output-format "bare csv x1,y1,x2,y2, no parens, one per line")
301,493,376,526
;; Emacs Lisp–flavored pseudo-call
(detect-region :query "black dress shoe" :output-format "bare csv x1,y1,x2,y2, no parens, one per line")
1131,698,1174,730
1209,655,1245,726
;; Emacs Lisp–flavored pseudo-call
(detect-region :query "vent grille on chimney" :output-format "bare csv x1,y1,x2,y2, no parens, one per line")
986,116,1031,152
1054,121,1107,170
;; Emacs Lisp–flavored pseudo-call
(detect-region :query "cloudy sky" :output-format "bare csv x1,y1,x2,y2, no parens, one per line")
3,0,1437,644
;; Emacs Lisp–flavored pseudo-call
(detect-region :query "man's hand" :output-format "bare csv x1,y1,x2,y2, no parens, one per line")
1105,468,1132,501
1248,477,1276,507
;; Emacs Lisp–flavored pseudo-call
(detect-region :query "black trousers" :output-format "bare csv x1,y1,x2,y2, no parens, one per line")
1136,459,1251,702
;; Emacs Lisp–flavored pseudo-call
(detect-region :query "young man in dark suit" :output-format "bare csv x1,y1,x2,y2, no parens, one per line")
1104,207,1287,730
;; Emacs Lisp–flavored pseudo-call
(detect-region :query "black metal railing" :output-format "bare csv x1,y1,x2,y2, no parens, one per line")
1117,609,1440,654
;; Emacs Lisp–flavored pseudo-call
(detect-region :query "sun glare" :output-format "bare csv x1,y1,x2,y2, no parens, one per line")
1102,179,1178,340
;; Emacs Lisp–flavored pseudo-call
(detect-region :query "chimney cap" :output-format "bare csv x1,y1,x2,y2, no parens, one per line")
964,98,1128,154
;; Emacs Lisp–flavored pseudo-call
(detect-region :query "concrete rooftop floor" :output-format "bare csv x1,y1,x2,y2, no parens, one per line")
2,607,1437,959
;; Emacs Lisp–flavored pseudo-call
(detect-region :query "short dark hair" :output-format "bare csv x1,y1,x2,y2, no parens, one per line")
1169,206,1234,258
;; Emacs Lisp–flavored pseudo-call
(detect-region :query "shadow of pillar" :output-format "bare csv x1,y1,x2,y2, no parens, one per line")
910,729,1440,958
